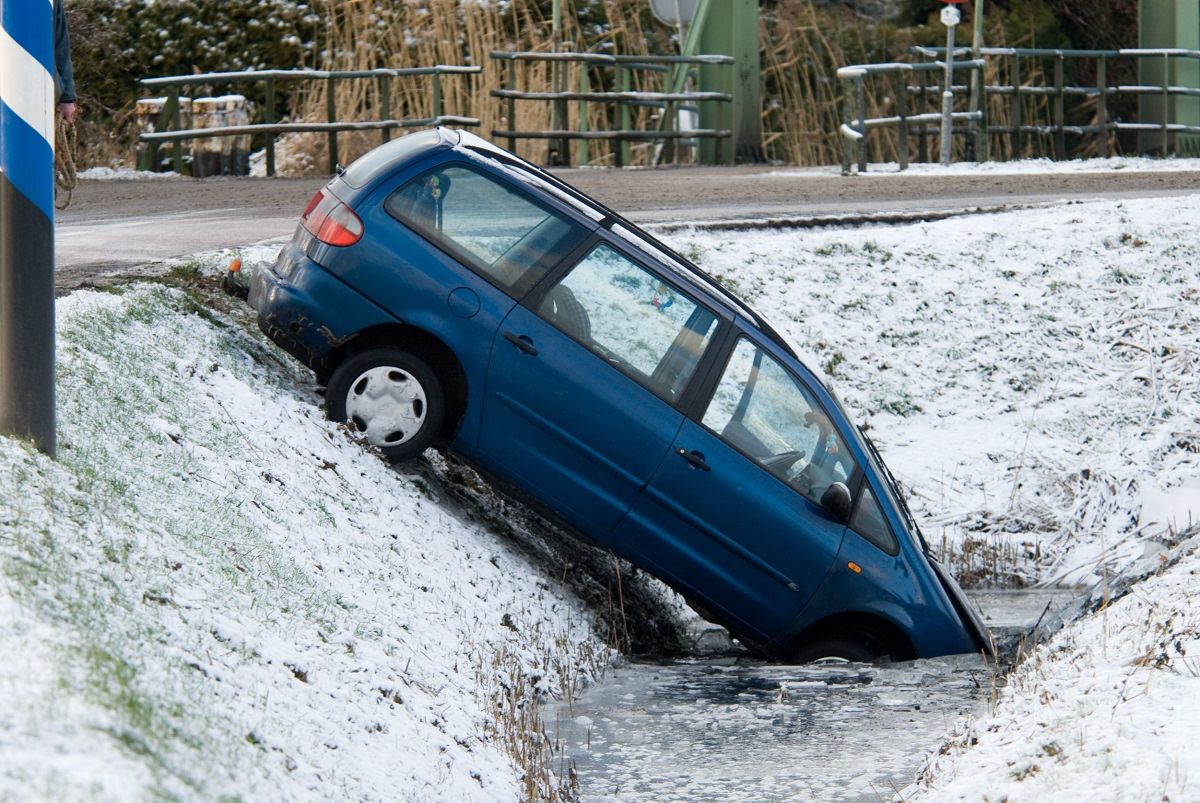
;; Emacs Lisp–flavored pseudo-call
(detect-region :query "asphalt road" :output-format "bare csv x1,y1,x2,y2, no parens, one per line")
55,165,1200,291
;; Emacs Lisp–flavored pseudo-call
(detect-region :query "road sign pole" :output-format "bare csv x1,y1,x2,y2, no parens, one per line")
0,0,58,456
939,2,961,166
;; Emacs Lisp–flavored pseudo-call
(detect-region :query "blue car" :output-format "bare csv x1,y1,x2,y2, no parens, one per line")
249,128,991,662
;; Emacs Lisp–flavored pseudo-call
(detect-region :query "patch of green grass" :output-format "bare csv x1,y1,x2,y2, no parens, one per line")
823,351,846,377
166,261,203,283
814,242,854,258
679,242,705,264
860,240,893,263
873,390,923,417
1106,265,1139,285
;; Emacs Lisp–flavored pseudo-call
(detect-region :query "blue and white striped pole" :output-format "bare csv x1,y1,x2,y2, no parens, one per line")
0,0,57,456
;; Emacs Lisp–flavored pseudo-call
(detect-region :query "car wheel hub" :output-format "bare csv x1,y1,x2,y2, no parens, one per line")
344,366,428,447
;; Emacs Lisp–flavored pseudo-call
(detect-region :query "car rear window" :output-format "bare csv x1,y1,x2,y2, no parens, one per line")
385,164,584,292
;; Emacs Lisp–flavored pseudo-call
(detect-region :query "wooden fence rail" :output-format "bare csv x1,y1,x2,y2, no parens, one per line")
137,66,481,176
489,51,735,167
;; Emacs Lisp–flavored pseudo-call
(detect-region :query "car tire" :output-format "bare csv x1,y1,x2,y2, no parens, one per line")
326,348,444,463
790,634,884,664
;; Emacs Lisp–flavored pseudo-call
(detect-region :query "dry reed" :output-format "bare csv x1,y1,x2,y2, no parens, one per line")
275,2,1071,172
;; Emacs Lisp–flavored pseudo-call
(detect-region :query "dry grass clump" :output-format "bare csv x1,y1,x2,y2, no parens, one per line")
476,630,606,802
289,0,679,170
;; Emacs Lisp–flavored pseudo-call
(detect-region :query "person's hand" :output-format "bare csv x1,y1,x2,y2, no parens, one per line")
57,101,77,123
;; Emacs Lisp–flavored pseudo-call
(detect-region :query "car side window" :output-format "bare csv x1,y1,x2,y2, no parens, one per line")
538,242,718,401
849,484,899,554
702,337,857,508
385,165,582,293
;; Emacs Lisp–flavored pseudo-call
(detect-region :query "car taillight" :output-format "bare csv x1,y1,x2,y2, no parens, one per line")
300,187,363,246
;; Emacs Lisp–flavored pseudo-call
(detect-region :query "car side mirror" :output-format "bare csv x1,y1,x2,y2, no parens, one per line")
820,482,853,524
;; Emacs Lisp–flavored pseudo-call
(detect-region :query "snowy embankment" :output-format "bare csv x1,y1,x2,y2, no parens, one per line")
903,529,1200,801
659,192,1200,802
1,177,1198,800
0,282,617,800
667,194,1200,588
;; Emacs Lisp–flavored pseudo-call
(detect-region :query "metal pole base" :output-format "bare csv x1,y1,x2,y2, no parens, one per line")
0,172,57,456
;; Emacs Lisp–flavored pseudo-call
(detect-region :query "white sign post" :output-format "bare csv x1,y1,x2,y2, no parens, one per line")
939,3,961,166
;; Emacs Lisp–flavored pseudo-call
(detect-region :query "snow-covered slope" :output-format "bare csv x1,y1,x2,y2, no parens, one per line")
2,183,1198,801
0,284,615,800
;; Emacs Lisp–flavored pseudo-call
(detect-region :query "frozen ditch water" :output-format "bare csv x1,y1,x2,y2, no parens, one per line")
545,589,1079,802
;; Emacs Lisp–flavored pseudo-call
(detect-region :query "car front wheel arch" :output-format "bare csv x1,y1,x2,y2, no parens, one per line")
327,324,468,445
787,614,916,664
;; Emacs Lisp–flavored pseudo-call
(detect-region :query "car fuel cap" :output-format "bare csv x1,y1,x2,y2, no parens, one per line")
446,287,481,318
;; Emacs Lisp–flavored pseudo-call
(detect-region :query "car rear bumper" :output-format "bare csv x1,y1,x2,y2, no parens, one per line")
249,241,392,377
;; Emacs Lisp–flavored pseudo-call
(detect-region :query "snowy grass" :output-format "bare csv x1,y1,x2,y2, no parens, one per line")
0,283,617,799
5,184,1199,800
773,155,1200,178
662,194,1200,588
903,526,1200,802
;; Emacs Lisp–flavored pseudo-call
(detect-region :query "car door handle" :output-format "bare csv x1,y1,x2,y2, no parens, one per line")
677,448,710,472
503,330,539,356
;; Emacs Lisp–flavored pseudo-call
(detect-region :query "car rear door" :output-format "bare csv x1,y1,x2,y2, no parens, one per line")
479,239,721,533
610,331,854,644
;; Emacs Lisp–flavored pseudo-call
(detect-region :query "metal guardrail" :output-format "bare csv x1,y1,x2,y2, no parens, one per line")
137,66,481,176
837,59,985,173
489,51,735,167
838,47,1200,173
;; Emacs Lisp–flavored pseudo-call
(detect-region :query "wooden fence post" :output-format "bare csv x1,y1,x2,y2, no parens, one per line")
265,76,276,176
380,74,391,144
1010,54,1022,159
1053,53,1066,160
326,75,339,173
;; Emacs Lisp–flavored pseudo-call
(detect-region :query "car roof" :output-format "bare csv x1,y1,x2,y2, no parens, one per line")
445,129,798,360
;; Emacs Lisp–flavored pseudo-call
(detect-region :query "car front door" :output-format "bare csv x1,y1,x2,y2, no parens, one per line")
479,240,720,533
611,334,856,643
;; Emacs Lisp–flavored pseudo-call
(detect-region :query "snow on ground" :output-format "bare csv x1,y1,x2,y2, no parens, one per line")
0,284,615,799
903,525,1200,802
3,165,1199,800
770,155,1200,177
78,167,183,181
661,194,1200,588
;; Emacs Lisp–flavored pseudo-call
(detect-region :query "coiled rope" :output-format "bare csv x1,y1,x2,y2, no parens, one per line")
54,116,78,210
